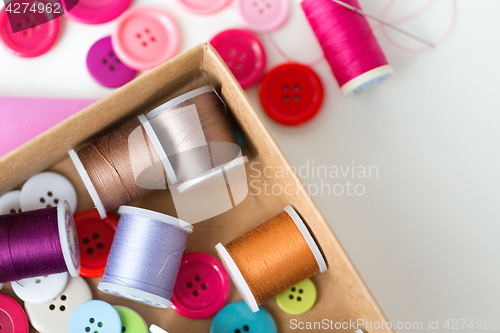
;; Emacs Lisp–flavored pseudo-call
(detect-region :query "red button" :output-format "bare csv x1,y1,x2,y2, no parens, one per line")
259,63,324,126
171,252,230,319
0,6,60,58
74,209,118,278
0,294,29,333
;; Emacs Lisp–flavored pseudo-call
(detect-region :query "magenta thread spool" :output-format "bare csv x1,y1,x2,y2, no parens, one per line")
0,201,80,283
300,0,394,96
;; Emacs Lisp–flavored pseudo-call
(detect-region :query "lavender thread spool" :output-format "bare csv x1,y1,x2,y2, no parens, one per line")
98,206,193,308
0,201,80,283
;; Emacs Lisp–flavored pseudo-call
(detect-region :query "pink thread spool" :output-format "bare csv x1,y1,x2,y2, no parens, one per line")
300,0,393,96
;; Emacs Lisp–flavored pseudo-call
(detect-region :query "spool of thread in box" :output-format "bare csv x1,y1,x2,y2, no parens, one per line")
0,201,80,283
300,0,394,96
216,205,327,312
98,206,193,308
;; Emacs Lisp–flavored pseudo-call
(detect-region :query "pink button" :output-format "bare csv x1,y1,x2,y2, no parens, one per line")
236,0,290,33
171,252,230,319
64,0,132,25
112,7,180,71
0,294,29,333
177,0,232,15
0,7,59,58
210,29,267,89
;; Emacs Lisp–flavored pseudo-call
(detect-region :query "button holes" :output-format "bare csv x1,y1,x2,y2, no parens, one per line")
298,289,303,293
18,208,22,213
93,233,99,240
116,59,121,64
90,318,95,324
283,84,290,91
291,287,296,292
85,327,90,332
47,191,53,197
83,238,90,245
59,305,66,311
136,33,141,39
243,326,249,332
94,331,99,333
228,49,235,56
46,204,52,208
266,3,271,7
43,275,48,277
98,322,103,328
235,63,242,70
142,41,147,47
253,1,257,5
87,248,94,255
54,199,59,204
109,51,115,57
259,9,264,13
150,36,155,42
186,282,193,288
17,22,23,28
293,95,301,102
122,327,126,332
201,284,207,290
235,330,241,333
10,209,16,214
49,304,55,310
26,16,31,22
297,296,302,302
194,275,201,282
193,290,199,297
35,278,41,284
238,53,245,60
226,60,233,66
97,243,104,249
293,84,300,91
103,59,108,64
283,95,290,102
145,28,150,33
40,197,45,203
61,295,67,300
289,294,294,300
110,65,115,71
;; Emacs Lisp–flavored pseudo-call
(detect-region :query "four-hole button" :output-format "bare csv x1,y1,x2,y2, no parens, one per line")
210,301,277,333
236,0,290,33
276,278,317,315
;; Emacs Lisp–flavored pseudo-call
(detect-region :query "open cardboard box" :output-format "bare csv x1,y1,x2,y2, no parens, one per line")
0,44,393,333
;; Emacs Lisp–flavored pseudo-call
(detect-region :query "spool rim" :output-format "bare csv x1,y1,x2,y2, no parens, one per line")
146,86,213,120
117,205,193,233
284,205,327,273
150,325,168,333
98,282,172,308
340,65,394,97
215,242,259,313
57,200,80,277
68,149,107,219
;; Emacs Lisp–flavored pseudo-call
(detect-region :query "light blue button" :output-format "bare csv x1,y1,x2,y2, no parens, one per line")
210,301,277,333
69,300,121,333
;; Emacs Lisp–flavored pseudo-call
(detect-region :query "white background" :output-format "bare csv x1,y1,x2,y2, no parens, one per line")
1,0,499,331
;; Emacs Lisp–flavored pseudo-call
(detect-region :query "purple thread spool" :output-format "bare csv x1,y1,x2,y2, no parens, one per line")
0,200,80,283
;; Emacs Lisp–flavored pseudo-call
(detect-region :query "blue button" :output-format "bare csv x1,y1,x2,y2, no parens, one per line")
210,301,277,333
69,300,121,333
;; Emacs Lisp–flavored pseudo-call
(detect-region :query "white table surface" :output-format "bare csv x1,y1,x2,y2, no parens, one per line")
1,0,499,331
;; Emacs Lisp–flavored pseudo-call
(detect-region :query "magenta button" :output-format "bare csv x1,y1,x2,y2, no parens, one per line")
171,252,230,319
210,29,266,89
0,7,59,58
236,0,290,33
87,36,137,88
177,0,232,15
64,0,132,25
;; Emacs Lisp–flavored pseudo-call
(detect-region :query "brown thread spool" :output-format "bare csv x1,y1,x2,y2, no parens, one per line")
216,205,327,312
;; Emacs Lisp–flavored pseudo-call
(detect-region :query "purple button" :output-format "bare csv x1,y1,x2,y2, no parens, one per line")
171,252,230,319
63,0,132,25
236,0,290,33
86,36,137,88
210,29,267,89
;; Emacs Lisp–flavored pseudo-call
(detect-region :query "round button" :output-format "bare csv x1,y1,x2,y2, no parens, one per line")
87,36,137,88
0,294,29,333
74,209,119,278
210,29,266,89
210,301,277,333
64,0,132,24
259,63,324,126
177,0,231,15
12,272,68,304
0,190,22,215
171,252,230,319
112,7,180,71
114,307,148,333
236,0,290,33
20,172,78,214
69,300,121,333
276,278,316,315
25,276,92,333
0,7,60,58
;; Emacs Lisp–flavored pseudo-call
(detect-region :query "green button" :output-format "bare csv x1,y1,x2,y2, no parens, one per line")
276,278,317,315
114,306,148,333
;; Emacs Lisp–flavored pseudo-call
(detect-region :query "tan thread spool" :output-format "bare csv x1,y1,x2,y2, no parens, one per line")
216,206,327,312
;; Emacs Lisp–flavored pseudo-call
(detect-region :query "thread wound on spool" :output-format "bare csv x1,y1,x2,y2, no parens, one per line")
301,0,393,96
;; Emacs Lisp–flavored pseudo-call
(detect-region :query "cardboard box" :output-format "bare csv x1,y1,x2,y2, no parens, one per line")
0,44,393,333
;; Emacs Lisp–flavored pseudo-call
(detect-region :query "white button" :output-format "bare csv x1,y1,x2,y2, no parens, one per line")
0,190,22,215
20,172,78,214
25,276,92,333
0,283,3,289
12,273,68,304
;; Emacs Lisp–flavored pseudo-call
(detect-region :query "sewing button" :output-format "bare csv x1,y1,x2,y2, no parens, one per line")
75,209,119,278
0,190,22,215
87,36,137,88
12,272,68,304
0,8,60,58
20,172,78,214
236,0,289,33
25,276,92,333
210,301,277,333
69,300,121,333
177,0,232,15
63,0,132,24
210,29,266,89
114,306,148,333
171,252,230,319
112,7,180,71
276,278,317,315
0,294,29,333
259,63,324,126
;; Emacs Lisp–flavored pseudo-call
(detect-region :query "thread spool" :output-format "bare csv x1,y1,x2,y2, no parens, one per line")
0,201,80,283
98,206,193,308
216,205,327,312
300,0,394,96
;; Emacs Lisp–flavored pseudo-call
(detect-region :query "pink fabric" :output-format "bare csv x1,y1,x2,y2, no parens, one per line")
0,96,97,157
